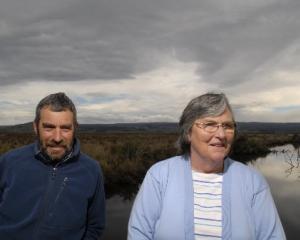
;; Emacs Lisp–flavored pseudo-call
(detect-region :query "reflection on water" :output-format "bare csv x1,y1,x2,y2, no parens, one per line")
280,146,300,178
250,144,300,240
103,144,300,240
102,195,133,240
251,144,300,181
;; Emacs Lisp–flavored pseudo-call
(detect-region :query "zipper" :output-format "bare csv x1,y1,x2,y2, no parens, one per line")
33,165,59,238
54,177,68,203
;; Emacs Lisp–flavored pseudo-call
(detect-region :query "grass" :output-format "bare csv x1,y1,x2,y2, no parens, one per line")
1,131,299,199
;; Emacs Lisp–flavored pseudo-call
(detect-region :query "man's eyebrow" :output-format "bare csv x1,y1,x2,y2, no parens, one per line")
41,123,73,129
42,122,55,128
60,124,73,129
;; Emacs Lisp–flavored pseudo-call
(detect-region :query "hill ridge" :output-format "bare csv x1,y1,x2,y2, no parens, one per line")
0,122,299,134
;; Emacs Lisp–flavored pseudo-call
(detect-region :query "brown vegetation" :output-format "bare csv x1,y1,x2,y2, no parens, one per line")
0,132,299,199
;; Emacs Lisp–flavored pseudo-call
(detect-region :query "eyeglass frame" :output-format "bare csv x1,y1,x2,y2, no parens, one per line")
194,121,236,133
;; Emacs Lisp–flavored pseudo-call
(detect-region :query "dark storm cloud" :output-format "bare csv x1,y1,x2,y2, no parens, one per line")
166,1,300,87
0,0,300,89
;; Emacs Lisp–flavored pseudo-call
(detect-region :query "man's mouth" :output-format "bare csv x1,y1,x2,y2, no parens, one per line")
49,146,64,150
47,143,66,147
47,144,67,151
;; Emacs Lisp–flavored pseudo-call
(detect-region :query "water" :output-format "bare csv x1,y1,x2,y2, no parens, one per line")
102,195,133,240
102,144,300,239
250,144,300,240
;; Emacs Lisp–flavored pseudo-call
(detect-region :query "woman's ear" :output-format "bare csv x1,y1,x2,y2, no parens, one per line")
187,128,192,142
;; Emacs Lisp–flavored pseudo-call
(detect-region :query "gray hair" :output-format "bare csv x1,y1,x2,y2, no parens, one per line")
34,92,78,127
177,92,235,156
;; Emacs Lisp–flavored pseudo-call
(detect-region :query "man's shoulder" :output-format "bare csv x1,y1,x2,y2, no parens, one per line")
1,143,35,160
77,152,102,175
78,152,99,165
0,143,35,169
73,139,101,171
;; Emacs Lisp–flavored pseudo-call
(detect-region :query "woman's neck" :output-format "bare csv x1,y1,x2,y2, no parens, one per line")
190,154,224,173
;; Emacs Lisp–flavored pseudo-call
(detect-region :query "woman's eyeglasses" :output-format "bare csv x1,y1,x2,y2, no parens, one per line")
194,121,236,133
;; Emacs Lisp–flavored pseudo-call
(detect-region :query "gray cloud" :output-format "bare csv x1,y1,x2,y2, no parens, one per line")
1,0,300,124
1,0,300,85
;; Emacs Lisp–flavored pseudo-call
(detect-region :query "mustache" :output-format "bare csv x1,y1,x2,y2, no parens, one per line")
46,141,68,148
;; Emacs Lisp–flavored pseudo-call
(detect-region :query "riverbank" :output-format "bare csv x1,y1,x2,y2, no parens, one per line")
0,132,299,198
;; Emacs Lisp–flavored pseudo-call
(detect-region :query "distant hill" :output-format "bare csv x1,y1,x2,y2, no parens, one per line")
0,122,299,134
236,122,300,134
0,122,35,133
0,122,179,133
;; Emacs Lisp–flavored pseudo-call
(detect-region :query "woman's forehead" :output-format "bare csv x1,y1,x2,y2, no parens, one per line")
196,108,234,121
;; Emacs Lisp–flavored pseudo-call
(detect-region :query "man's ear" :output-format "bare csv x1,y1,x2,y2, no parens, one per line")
33,121,38,135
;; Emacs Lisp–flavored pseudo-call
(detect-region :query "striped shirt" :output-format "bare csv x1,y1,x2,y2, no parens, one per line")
192,170,223,240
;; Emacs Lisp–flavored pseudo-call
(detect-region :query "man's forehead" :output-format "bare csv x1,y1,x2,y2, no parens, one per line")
40,107,73,115
39,107,74,122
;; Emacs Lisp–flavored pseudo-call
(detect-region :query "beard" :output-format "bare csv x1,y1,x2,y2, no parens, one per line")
37,132,74,162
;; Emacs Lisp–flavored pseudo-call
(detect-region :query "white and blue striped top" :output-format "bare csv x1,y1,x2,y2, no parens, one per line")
192,170,223,240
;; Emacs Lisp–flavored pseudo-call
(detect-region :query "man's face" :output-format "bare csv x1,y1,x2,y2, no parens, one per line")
34,107,75,161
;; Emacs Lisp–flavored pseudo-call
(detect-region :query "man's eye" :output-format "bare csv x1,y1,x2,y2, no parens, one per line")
62,128,71,132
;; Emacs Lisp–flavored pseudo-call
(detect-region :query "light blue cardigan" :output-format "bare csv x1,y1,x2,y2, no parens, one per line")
128,156,286,240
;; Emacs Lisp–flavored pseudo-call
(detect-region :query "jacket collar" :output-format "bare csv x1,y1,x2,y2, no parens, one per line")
34,138,80,165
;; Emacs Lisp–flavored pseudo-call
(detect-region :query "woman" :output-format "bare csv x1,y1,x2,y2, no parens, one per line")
128,93,286,240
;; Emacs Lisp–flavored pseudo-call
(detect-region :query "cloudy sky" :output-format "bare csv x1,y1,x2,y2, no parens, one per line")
0,0,300,125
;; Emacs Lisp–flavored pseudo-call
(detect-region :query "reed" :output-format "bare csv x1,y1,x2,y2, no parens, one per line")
1,131,299,199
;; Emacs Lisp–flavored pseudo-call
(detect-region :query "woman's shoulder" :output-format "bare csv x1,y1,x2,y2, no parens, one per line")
226,158,269,191
227,158,262,175
149,155,186,171
146,155,187,180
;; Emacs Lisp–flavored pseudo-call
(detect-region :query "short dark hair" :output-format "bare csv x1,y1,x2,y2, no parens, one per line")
34,92,78,127
177,92,235,156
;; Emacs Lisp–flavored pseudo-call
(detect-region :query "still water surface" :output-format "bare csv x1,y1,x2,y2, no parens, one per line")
250,144,300,240
102,144,300,240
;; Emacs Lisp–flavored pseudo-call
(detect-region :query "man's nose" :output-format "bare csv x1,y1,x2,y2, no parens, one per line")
53,129,63,143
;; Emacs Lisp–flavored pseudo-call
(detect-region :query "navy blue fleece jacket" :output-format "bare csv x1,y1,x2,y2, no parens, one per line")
0,139,105,240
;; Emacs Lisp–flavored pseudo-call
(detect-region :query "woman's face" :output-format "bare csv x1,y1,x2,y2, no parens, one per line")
188,107,235,172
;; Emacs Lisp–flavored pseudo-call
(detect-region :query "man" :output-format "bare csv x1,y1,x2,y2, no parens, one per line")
0,92,105,240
